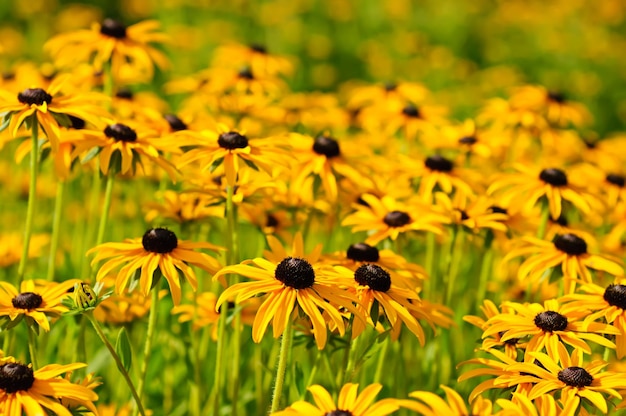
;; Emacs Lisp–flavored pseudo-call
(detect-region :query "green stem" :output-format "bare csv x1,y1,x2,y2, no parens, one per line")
211,302,229,415
269,316,294,413
343,332,361,384
17,119,40,285
27,325,38,370
46,180,65,281
87,314,146,416
96,174,115,246
445,227,464,305
476,231,495,305
135,287,160,412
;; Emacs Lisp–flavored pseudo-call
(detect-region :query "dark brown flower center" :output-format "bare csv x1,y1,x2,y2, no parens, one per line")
425,155,453,172
165,114,188,131
250,44,267,54
554,233,587,255
558,366,593,387
11,292,43,310
313,135,340,158
142,228,178,253
547,91,566,104
100,18,127,39
606,174,625,188
347,243,380,262
459,136,477,145
489,206,508,215
274,257,315,289
402,105,421,118
69,115,86,130
104,123,137,142
534,311,568,332
354,264,391,292
384,82,397,92
265,214,279,228
115,88,133,99
325,411,353,416
218,131,249,150
539,168,568,186
383,211,411,227
238,67,255,80
551,214,568,227
0,363,35,393
603,284,626,309
17,88,52,106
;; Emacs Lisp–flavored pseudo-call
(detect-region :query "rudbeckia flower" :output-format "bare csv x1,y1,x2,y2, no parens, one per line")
45,19,169,83
502,343,625,415
560,282,626,358
212,43,294,78
0,358,98,415
482,299,619,359
0,75,108,150
272,383,400,416
214,234,364,349
434,193,508,234
0,279,78,331
88,227,223,305
508,85,592,127
504,233,624,293
341,194,449,246
398,385,493,416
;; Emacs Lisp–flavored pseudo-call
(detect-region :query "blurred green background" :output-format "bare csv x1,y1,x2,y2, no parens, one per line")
0,0,625,134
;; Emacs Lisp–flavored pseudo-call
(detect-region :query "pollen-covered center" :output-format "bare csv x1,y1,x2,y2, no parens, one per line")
250,44,267,54
384,211,411,227
325,411,353,416
603,284,626,309
142,228,178,253
534,311,568,332
17,88,52,106
547,91,566,104
606,174,625,188
402,105,421,118
165,114,188,131
0,363,35,393
347,243,380,262
104,123,138,142
554,233,587,255
100,18,128,38
11,292,43,310
313,135,340,158
274,257,315,289
459,136,478,145
218,131,249,150
558,366,593,388
539,168,568,186
425,155,453,172
354,264,391,292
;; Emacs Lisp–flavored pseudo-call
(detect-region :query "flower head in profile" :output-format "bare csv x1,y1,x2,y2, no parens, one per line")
88,227,223,305
45,19,169,83
212,43,294,78
214,233,364,349
0,279,78,331
0,75,108,150
398,385,493,416
0,357,98,415
272,383,400,416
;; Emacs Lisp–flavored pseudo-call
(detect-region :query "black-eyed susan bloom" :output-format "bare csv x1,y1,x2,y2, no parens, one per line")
504,233,624,293
272,383,400,416
482,299,619,359
88,228,223,305
502,343,625,415
0,75,108,150
398,385,494,416
214,234,364,349
45,19,169,83
0,358,98,415
0,279,78,331
561,282,626,358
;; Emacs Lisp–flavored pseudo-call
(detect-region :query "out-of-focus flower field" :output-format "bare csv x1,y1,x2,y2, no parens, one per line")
1,0,626,415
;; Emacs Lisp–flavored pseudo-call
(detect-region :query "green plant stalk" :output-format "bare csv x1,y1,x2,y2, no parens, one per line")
87,314,146,416
190,323,202,416
211,302,229,415
17,119,40,285
95,174,115,246
343,332,362,384
270,316,294,413
46,180,65,281
135,287,160,414
27,325,38,370
445,227,464,305
476,230,495,305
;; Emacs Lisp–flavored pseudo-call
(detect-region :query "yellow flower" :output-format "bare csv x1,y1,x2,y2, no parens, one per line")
0,232,49,268
399,385,493,416
0,279,78,331
212,43,294,78
88,228,222,305
45,19,169,83
272,383,400,416
0,358,98,416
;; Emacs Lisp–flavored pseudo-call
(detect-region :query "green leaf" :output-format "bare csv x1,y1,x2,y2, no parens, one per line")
81,146,101,164
115,327,133,371
0,112,11,132
208,157,223,173
242,157,259,171
51,112,71,128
